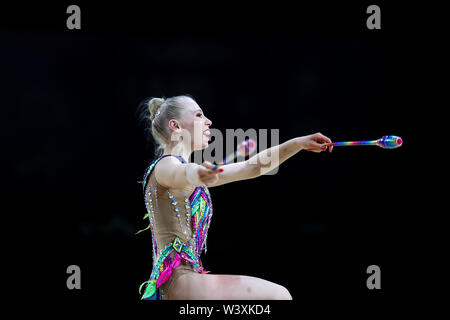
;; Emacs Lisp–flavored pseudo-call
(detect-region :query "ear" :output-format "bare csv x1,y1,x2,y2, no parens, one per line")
168,119,180,132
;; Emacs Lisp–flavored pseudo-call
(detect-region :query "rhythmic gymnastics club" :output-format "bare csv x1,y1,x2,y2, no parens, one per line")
212,139,257,170
322,135,403,149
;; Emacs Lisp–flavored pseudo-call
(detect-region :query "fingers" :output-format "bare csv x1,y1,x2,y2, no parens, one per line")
202,161,224,173
313,132,332,144
311,141,327,152
198,162,223,186
305,132,333,153
314,132,333,153
199,170,220,186
201,161,214,170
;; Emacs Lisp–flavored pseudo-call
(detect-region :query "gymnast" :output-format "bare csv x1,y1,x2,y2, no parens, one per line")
136,94,333,300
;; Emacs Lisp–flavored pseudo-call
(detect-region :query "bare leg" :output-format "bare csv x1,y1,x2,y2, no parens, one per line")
168,272,292,300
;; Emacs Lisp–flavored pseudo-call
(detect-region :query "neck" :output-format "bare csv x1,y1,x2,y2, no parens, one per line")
163,142,192,163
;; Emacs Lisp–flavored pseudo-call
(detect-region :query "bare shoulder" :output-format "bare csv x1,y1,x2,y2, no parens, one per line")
154,156,186,188
157,155,182,167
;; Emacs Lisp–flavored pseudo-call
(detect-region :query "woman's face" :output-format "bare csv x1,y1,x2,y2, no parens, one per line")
177,98,212,151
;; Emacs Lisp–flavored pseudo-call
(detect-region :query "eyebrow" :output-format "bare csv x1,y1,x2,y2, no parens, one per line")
192,109,203,113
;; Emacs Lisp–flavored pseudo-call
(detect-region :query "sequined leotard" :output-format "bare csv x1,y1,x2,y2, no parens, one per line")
137,155,213,300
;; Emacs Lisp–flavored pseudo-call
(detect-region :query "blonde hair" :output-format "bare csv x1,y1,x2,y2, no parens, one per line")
137,94,195,156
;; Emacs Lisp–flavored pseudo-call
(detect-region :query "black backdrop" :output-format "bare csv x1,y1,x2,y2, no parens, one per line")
1,1,446,312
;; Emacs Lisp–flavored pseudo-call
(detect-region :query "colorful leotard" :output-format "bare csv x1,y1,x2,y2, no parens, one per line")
137,155,213,300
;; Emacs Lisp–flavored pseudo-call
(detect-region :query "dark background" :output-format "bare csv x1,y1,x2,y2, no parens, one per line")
1,1,446,312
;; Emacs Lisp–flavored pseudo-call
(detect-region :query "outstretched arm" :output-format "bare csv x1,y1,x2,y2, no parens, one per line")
155,156,223,189
207,132,332,187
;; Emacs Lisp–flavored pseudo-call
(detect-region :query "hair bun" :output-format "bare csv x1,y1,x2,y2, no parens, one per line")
148,97,165,121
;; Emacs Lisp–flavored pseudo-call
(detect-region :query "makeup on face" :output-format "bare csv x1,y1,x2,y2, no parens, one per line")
192,108,211,140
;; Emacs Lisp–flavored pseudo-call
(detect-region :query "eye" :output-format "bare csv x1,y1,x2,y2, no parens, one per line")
196,113,203,117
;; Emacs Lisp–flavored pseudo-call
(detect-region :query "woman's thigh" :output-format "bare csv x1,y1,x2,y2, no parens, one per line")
168,272,292,300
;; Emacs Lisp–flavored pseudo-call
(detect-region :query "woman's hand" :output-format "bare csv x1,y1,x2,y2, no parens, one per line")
197,161,223,186
298,132,333,153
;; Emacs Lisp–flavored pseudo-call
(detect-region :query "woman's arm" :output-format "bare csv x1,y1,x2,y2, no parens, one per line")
207,132,332,187
155,156,222,189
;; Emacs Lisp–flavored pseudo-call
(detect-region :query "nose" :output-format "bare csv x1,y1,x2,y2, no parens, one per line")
205,117,212,127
